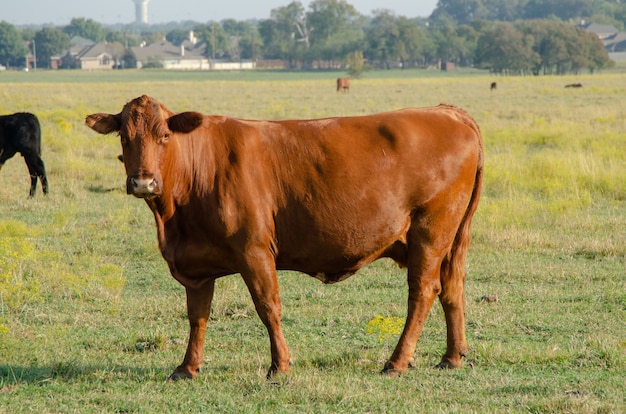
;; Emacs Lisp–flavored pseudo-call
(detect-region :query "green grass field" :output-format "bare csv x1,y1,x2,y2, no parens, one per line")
1,69,625,413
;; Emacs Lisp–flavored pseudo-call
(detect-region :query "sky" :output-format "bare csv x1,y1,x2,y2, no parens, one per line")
3,0,439,26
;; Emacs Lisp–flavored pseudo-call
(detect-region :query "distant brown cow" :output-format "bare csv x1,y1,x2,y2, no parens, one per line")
336,77,350,93
490,82,497,91
86,95,484,380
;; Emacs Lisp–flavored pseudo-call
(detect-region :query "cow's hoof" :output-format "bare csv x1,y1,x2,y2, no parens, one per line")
167,370,195,381
266,368,290,380
266,368,291,387
435,358,461,369
381,361,406,377
265,359,293,380
381,368,403,378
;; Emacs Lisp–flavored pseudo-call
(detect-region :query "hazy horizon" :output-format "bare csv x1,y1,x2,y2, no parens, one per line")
3,0,438,26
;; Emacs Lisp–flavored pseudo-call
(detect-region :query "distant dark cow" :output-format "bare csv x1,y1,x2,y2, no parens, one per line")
336,77,350,93
490,82,497,91
565,83,583,88
86,95,483,380
0,112,48,197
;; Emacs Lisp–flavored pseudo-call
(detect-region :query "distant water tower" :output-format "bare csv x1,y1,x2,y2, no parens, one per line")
133,0,150,24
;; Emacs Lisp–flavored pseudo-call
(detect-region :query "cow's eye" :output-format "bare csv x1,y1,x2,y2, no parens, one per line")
159,133,170,144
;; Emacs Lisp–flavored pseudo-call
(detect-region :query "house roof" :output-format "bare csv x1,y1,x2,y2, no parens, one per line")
132,39,207,61
76,42,125,60
604,31,626,51
584,23,619,39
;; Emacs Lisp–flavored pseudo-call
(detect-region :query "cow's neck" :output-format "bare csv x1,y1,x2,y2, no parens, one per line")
143,134,217,252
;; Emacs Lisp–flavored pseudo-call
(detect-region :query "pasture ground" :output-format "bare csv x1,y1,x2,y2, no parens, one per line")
0,69,624,413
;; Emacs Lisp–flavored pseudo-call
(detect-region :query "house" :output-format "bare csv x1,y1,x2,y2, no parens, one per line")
583,23,619,40
132,38,210,70
602,31,626,60
583,22,626,60
131,32,255,70
61,38,125,70
57,31,256,71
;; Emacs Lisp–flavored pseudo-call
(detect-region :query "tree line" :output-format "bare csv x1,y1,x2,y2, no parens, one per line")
0,0,618,75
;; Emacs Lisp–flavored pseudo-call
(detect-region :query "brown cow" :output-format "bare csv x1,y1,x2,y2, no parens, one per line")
336,77,350,93
86,95,483,381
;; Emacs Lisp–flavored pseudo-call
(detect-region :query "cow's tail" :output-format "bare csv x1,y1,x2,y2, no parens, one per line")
440,113,484,301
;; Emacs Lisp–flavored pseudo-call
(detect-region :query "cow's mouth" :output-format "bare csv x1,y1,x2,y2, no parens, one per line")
127,176,160,198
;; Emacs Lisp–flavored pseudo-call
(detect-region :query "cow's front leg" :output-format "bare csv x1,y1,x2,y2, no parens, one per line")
169,280,215,380
241,250,291,378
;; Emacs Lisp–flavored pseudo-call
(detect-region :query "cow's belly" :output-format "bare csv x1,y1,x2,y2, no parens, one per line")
161,235,241,286
274,211,411,280
160,201,411,286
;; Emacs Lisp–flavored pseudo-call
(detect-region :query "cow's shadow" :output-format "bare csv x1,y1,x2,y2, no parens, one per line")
0,364,159,383
87,185,123,194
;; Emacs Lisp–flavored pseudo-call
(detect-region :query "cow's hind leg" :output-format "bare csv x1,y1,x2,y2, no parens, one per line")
23,153,48,196
437,259,468,369
241,250,291,379
382,237,445,376
169,280,215,380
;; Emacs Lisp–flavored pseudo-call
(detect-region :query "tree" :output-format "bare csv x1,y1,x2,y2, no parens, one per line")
482,0,527,21
228,21,262,60
220,19,260,60
431,25,469,64
106,31,141,48
193,22,228,60
474,22,540,74
259,2,308,66
523,0,593,21
64,18,105,42
166,29,191,46
364,11,432,68
584,30,613,72
364,10,402,68
120,48,137,69
431,0,490,25
516,20,612,74
345,50,365,77
0,22,28,68
306,0,366,67
34,27,70,69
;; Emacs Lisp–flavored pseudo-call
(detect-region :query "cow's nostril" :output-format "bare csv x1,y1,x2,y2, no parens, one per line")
129,176,159,197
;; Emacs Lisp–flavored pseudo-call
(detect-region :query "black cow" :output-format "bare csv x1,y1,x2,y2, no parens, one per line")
0,112,49,197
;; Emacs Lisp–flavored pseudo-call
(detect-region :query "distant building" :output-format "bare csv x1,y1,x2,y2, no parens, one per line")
61,38,124,70
133,0,150,24
441,61,455,71
131,32,256,70
583,23,619,40
583,22,626,60
55,32,256,71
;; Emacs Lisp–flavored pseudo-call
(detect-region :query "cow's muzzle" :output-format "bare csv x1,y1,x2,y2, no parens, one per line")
127,175,160,198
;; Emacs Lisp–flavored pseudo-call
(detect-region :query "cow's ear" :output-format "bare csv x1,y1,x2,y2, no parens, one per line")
168,112,204,134
85,113,122,134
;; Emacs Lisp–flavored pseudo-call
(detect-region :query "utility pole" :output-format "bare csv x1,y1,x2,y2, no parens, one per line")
212,22,216,61
32,39,37,71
